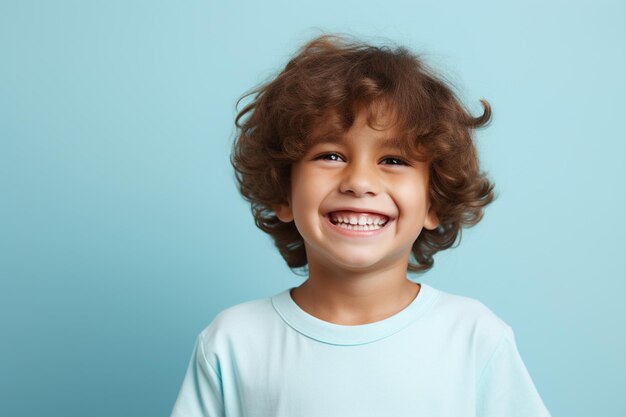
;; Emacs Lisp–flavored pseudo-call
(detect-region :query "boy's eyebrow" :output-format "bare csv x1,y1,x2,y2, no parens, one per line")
307,133,405,149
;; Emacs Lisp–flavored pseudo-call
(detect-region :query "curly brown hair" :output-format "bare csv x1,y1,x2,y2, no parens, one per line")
231,34,494,274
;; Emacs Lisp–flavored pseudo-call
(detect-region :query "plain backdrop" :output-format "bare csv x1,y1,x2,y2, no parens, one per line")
1,0,625,416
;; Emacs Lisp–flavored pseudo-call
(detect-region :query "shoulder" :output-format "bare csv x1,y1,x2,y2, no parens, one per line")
194,292,282,352
428,285,513,345
435,288,508,325
191,292,287,370
424,285,517,375
201,295,275,335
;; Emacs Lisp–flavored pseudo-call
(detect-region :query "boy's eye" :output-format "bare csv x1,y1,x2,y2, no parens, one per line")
381,157,409,166
315,152,344,162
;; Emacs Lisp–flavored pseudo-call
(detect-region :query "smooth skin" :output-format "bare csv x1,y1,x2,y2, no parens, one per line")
273,109,439,325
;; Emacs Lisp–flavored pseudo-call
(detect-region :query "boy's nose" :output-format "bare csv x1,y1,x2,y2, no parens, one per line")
339,162,381,197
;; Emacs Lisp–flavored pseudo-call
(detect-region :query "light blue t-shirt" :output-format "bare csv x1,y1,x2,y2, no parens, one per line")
170,283,551,417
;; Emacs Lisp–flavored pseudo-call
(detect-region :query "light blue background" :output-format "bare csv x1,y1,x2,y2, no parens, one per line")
1,0,624,416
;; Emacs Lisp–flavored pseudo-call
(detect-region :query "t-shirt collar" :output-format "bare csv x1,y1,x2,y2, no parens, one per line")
271,282,440,346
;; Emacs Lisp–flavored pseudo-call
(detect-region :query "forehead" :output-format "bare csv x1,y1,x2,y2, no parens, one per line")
306,106,414,156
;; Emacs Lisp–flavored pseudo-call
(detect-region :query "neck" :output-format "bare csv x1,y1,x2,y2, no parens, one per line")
290,260,420,325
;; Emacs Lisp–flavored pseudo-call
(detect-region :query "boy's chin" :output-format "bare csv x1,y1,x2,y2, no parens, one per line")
320,253,404,274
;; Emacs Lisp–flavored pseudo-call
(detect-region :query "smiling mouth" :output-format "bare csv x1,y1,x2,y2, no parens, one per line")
328,211,390,231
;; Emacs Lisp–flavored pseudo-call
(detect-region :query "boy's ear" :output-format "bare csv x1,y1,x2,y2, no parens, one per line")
272,201,294,223
423,205,439,231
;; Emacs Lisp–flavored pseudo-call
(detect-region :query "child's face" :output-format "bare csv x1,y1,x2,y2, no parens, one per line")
274,109,439,274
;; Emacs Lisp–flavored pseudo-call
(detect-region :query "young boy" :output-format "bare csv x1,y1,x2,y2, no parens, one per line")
170,34,551,417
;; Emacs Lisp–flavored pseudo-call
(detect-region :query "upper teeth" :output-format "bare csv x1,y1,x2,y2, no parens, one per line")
330,212,388,226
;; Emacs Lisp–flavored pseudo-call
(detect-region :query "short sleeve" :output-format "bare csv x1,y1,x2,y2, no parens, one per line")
170,334,225,417
476,328,551,417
